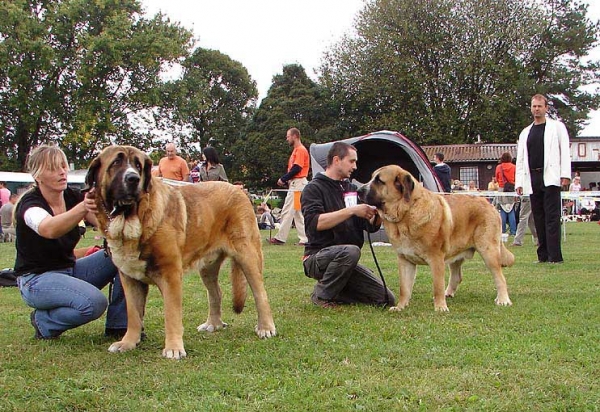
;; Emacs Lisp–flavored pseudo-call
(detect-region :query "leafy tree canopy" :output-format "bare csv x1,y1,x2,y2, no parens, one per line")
0,0,193,170
236,64,340,189
319,0,600,144
156,48,258,176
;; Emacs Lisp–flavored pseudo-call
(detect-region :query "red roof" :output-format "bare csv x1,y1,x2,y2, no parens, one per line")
422,144,517,162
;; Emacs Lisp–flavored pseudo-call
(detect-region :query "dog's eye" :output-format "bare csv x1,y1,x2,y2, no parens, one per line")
134,160,142,172
112,158,122,167
375,176,383,184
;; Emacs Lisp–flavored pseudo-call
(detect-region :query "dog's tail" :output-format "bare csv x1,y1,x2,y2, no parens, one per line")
500,244,515,267
231,261,248,314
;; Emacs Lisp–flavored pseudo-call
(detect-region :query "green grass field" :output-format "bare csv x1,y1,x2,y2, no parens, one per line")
0,223,599,411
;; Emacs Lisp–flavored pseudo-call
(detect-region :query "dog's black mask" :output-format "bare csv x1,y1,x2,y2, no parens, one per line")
85,147,153,218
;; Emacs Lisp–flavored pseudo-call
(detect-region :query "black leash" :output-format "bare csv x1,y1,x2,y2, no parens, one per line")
366,230,391,308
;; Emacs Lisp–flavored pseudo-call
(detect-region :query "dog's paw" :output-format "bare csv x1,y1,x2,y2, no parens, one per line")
495,297,512,306
162,347,187,360
197,321,228,333
434,305,450,312
255,325,277,339
107,340,137,354
389,306,405,312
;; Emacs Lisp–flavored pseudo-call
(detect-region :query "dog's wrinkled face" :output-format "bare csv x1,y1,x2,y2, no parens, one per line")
358,165,415,211
85,146,153,217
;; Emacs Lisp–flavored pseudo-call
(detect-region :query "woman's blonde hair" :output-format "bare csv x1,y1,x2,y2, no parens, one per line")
26,144,69,182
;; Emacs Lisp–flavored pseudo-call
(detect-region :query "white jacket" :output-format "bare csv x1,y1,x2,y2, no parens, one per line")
515,118,571,195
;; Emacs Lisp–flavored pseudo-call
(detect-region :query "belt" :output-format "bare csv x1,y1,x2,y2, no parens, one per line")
530,168,543,172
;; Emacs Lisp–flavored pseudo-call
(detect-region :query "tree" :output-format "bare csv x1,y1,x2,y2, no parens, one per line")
157,48,258,172
236,64,340,189
0,0,192,171
319,0,600,144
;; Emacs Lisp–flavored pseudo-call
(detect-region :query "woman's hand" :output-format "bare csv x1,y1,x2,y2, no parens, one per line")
84,188,98,214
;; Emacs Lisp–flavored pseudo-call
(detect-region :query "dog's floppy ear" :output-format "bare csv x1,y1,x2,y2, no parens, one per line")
142,154,153,192
394,173,415,203
84,156,101,192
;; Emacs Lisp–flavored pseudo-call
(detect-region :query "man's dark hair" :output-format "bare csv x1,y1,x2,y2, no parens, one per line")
435,153,444,162
327,142,356,167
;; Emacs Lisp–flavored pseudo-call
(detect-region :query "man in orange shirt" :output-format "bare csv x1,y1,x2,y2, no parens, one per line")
157,142,190,182
267,128,309,245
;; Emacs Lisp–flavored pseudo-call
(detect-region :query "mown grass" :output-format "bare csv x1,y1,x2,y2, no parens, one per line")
0,223,599,411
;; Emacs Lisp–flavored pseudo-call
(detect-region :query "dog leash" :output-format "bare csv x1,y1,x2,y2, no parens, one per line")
366,230,391,308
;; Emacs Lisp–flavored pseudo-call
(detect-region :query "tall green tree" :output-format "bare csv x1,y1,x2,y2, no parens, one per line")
319,0,600,144
236,64,339,188
0,0,192,170
158,48,258,172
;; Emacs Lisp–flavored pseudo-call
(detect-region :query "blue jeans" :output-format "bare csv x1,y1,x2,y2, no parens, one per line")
17,250,127,338
500,208,517,235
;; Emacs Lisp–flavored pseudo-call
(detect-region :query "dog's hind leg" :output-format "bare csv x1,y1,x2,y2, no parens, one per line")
445,259,464,298
478,246,512,307
390,257,417,312
197,252,228,333
232,246,276,339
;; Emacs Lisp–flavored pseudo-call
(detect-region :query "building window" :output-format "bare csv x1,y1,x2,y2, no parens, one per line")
578,143,586,158
459,166,479,188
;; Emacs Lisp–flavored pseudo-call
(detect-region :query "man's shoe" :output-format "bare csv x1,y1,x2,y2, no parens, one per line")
549,260,564,264
295,242,306,246
30,311,58,340
534,260,548,264
310,293,338,308
266,238,285,245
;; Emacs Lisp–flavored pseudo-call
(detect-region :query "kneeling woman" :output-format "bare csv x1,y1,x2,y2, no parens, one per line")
15,145,127,339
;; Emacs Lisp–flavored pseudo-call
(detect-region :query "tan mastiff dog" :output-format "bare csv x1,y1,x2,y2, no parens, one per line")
85,145,276,359
359,165,514,312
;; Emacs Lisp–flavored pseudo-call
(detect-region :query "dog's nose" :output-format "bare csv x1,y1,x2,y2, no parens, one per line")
125,172,140,185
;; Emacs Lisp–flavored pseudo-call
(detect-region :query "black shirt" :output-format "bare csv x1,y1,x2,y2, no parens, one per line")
14,187,83,275
527,123,546,170
301,172,379,256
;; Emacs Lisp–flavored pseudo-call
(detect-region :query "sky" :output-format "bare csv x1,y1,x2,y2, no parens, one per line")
142,0,600,136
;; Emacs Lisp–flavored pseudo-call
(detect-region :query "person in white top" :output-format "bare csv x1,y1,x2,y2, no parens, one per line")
515,94,571,264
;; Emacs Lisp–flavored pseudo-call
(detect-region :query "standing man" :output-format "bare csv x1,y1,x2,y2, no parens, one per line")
515,94,571,263
157,142,190,182
0,193,18,241
433,153,452,193
301,142,395,308
267,128,309,245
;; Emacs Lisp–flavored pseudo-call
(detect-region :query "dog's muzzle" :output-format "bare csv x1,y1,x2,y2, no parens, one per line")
107,170,142,217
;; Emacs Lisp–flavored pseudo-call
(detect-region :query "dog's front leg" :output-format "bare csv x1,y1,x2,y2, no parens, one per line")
108,273,147,354
430,257,449,312
155,274,186,359
390,257,417,312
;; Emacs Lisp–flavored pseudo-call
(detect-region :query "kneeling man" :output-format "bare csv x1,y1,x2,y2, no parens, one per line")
301,142,395,308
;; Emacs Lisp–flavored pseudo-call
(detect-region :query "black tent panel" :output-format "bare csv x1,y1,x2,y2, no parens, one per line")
309,130,442,191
